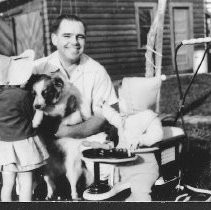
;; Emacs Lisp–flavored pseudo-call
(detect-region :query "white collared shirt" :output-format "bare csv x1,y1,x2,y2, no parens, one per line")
33,51,117,120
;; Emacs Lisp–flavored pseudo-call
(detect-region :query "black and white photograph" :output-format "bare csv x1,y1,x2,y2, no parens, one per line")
0,0,211,205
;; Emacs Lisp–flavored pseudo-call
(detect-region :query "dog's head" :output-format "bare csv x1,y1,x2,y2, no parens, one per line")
25,73,65,110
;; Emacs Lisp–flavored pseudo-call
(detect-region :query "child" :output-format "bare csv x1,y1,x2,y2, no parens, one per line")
96,76,164,201
0,50,49,201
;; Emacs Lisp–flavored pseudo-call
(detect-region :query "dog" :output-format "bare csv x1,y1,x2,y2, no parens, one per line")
25,72,82,128
25,71,116,200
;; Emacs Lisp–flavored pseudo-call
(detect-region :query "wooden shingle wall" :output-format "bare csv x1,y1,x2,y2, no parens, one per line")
0,0,48,56
0,0,205,78
46,0,205,78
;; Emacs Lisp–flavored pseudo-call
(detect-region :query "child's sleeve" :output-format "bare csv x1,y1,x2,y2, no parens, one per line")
139,117,163,147
101,103,123,130
21,93,34,122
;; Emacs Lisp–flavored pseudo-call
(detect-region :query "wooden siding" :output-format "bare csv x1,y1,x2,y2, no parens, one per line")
14,11,44,58
0,0,205,78
45,0,205,78
0,0,50,57
0,18,15,56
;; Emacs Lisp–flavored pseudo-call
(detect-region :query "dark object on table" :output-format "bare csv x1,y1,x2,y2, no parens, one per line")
82,148,135,159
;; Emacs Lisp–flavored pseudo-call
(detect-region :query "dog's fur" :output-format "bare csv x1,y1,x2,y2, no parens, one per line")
25,71,88,200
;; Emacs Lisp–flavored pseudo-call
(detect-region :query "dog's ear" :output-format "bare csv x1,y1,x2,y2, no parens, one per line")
66,95,78,115
24,74,44,90
52,77,64,88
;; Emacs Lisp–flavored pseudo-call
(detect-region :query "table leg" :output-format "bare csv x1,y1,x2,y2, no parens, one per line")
94,162,100,184
86,162,111,194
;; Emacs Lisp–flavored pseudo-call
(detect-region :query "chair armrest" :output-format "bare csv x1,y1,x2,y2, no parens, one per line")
153,126,185,149
153,134,185,149
159,113,177,126
134,126,185,153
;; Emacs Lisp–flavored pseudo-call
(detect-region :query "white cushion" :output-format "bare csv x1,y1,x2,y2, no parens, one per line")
0,49,35,85
119,76,164,112
0,54,11,84
163,126,185,140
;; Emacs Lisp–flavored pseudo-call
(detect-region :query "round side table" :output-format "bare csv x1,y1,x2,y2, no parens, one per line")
81,149,138,201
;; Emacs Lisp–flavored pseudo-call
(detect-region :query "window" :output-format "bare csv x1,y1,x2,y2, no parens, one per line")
135,2,157,49
169,3,193,71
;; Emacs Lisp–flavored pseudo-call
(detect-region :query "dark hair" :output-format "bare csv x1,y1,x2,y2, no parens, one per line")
51,14,86,34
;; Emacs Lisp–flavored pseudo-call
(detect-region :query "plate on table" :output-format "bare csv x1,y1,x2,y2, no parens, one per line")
81,148,138,163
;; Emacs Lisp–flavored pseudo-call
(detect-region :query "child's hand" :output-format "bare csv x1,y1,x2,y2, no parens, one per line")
123,130,140,151
128,138,141,151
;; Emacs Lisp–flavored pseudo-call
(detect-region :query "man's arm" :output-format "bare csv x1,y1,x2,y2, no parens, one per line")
55,115,106,139
55,63,117,139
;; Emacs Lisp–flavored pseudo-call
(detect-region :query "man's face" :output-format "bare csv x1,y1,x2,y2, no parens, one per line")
52,19,86,64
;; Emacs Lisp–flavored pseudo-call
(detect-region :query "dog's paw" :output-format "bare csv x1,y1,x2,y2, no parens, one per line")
71,194,81,201
43,175,56,200
72,197,82,201
45,192,54,201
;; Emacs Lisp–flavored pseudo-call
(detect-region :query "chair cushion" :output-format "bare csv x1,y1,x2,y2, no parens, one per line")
0,49,35,85
163,126,185,140
0,54,12,84
119,76,164,112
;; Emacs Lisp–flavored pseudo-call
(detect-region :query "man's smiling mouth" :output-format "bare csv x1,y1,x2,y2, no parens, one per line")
64,45,80,49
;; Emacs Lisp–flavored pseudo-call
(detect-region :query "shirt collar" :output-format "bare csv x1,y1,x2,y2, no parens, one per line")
47,51,64,73
47,51,86,75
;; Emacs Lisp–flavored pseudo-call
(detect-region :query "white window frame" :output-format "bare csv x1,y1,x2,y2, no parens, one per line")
134,2,157,49
169,2,193,71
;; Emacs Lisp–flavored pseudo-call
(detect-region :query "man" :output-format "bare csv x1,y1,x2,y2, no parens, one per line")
33,14,159,201
33,15,118,196
34,14,117,139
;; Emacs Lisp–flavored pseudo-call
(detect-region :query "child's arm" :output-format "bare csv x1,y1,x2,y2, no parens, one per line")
94,102,129,148
102,103,123,130
122,111,163,149
94,102,123,130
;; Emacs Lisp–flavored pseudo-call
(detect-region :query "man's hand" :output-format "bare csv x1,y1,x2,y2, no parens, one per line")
55,123,72,139
81,140,114,150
